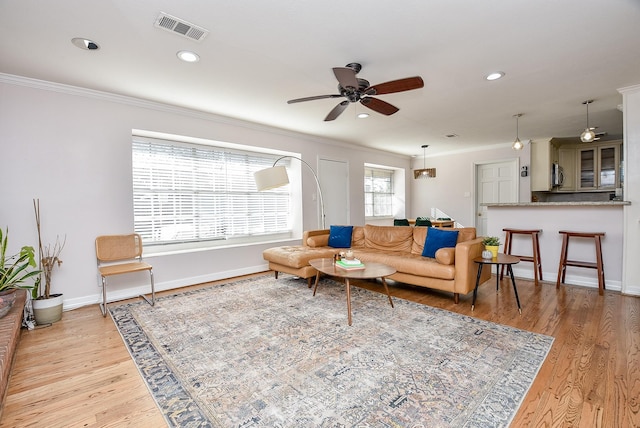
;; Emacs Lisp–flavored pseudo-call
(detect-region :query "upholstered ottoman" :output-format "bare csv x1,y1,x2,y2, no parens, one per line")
263,245,338,287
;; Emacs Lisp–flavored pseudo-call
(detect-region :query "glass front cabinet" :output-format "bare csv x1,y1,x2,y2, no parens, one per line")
577,142,621,190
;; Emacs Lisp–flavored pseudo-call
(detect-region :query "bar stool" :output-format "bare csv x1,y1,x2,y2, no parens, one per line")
556,231,605,295
500,228,543,286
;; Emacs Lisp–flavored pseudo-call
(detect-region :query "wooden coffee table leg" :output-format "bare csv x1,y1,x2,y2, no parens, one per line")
381,277,394,308
312,271,321,296
346,278,352,326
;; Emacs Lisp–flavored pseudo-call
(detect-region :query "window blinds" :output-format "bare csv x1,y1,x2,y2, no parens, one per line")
364,167,394,217
132,138,291,246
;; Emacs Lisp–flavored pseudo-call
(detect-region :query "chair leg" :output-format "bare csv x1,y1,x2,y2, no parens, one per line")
595,236,605,295
500,231,512,280
534,232,543,283
140,269,155,307
556,233,569,288
100,276,108,317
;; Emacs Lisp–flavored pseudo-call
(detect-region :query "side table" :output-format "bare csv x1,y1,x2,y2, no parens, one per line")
472,254,522,313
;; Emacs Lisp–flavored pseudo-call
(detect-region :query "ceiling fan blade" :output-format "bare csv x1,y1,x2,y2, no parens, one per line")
364,76,424,95
333,67,359,90
324,100,350,121
360,97,399,116
287,94,343,104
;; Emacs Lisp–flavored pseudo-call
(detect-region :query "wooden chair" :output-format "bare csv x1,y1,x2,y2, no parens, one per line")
95,234,155,317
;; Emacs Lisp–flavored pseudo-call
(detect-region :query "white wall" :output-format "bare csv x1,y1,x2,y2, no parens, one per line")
410,144,532,225
0,76,410,310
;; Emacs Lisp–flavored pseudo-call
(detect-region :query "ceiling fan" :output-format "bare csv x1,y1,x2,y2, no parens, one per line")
287,63,424,121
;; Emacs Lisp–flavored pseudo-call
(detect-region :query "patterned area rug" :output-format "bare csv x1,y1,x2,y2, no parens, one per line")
110,274,553,427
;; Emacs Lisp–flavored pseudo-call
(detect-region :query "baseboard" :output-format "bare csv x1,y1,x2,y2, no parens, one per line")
509,266,621,292
61,263,270,311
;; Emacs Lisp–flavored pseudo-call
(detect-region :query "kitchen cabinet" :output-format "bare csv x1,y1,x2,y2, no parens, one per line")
558,148,576,191
577,141,621,190
530,139,558,191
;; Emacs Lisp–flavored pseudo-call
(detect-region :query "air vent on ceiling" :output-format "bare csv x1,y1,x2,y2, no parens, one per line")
154,12,209,42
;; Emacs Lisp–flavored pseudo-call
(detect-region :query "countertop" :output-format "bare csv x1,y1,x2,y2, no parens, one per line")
484,201,631,207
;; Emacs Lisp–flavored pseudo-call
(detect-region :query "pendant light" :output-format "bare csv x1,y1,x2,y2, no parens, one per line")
512,113,524,150
414,145,436,179
580,100,596,143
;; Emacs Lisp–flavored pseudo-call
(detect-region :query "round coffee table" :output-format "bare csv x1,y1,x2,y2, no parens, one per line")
309,258,396,326
472,253,521,313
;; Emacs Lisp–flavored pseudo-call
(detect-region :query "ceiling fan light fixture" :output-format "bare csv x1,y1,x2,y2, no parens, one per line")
512,113,524,150
414,145,436,179
581,128,596,143
580,100,596,143
357,112,369,119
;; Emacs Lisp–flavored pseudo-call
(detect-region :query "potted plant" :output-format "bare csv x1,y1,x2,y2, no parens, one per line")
0,227,40,318
31,199,66,325
482,236,501,258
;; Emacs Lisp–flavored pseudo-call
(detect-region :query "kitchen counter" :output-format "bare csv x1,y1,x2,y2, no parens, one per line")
485,202,627,291
484,201,630,207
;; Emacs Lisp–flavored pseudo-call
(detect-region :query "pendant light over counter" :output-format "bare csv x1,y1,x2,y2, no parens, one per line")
580,100,596,143
512,113,524,150
414,144,436,179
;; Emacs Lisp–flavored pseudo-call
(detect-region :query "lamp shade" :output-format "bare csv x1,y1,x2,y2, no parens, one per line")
254,165,290,191
414,168,436,179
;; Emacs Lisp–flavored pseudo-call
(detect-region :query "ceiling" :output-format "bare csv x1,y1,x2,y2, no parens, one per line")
1,0,639,157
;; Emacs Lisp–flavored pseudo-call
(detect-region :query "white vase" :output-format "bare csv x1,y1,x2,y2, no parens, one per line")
32,293,63,325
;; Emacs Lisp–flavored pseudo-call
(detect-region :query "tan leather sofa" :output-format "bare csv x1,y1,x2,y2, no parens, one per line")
263,224,491,303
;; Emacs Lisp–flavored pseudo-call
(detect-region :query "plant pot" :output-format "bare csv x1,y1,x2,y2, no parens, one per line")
485,245,499,258
0,289,17,319
32,294,63,325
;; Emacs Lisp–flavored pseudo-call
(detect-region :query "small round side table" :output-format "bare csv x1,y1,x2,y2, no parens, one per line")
472,253,521,313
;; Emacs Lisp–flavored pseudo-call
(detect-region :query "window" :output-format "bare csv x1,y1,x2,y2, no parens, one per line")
364,166,394,217
132,136,292,250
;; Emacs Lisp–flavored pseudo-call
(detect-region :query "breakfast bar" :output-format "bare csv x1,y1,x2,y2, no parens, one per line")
484,201,630,292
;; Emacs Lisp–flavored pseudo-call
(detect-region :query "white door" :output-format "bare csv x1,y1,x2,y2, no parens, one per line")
475,160,518,236
318,158,349,227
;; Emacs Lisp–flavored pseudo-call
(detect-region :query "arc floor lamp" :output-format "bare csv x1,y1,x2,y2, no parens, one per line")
253,156,326,229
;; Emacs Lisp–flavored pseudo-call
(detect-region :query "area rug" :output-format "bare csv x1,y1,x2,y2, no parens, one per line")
110,274,553,427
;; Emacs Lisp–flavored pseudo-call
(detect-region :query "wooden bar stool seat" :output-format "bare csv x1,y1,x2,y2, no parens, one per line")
556,230,605,295
500,228,543,286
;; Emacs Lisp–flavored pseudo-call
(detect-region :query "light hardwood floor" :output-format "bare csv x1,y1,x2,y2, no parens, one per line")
1,272,638,427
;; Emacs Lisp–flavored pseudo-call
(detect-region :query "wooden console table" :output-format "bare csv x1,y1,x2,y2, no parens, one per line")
0,290,26,412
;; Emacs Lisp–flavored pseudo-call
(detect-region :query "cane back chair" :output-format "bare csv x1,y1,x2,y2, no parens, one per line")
95,233,155,316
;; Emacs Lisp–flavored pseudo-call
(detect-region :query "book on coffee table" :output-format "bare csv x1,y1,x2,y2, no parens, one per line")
335,258,365,270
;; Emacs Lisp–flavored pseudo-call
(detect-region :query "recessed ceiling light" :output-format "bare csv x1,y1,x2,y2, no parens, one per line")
177,50,200,62
71,37,100,50
485,71,505,81
357,113,369,119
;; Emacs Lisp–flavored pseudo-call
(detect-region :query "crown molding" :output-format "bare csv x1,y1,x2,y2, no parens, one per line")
1,73,409,160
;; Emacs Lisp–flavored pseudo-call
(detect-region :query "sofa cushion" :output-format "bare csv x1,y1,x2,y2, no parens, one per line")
263,246,337,268
456,227,476,243
422,227,459,258
355,250,456,280
364,224,413,253
306,234,329,247
352,226,365,247
328,225,353,248
435,247,455,265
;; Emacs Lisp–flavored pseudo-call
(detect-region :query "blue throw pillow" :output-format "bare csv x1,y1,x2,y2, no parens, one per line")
422,227,459,258
328,225,353,248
